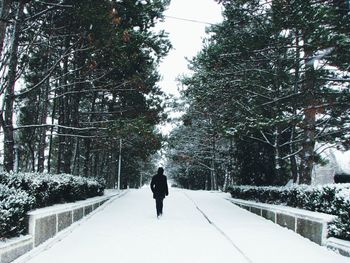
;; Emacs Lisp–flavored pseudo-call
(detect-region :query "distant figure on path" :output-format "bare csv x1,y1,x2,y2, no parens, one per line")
150,167,169,218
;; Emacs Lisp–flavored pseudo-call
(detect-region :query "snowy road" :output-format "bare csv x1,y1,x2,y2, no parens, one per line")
17,188,349,263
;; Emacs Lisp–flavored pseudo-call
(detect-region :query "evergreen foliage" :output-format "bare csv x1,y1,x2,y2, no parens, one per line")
0,0,171,187
0,172,104,208
168,0,350,188
0,172,105,239
0,184,34,239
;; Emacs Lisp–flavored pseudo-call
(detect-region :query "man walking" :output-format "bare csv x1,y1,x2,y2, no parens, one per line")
150,167,169,218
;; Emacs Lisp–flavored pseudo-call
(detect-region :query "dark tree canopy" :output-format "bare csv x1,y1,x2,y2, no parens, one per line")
0,0,171,187
167,0,350,189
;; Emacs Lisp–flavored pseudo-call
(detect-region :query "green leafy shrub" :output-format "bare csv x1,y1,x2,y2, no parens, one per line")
227,184,350,240
0,184,35,239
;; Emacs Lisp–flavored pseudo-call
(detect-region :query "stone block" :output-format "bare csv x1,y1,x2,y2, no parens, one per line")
241,205,251,211
276,213,296,231
339,249,350,257
34,215,57,247
262,209,276,223
93,202,100,210
57,211,73,232
327,238,350,257
0,237,33,263
73,208,84,222
84,205,93,215
297,218,323,245
251,207,261,216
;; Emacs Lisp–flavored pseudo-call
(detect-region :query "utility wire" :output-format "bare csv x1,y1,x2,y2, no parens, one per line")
164,15,216,25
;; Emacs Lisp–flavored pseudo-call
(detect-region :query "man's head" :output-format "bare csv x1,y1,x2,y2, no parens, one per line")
157,167,164,175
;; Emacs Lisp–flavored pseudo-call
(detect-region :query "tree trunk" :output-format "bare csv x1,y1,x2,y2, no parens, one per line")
83,94,96,176
28,144,35,172
299,104,316,184
83,139,91,176
0,0,11,57
56,88,65,173
290,120,299,184
37,23,53,172
57,35,70,173
1,1,24,172
299,34,316,184
63,43,84,174
72,137,80,175
210,135,217,190
223,166,229,191
291,29,301,183
224,137,234,189
37,70,50,172
62,88,72,173
47,88,57,173
274,127,282,180
93,152,99,177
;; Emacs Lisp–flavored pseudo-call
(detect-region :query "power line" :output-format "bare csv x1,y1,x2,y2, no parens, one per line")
164,15,216,25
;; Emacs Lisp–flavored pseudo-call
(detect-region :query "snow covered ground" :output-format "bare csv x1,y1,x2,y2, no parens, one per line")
15,188,349,263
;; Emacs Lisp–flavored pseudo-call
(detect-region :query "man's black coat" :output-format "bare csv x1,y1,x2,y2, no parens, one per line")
150,174,169,199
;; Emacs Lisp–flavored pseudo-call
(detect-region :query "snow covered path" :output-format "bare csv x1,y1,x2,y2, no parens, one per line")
17,188,349,263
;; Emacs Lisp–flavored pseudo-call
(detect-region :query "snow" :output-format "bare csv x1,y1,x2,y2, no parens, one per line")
14,188,350,263
328,237,350,248
27,190,119,216
228,197,336,222
338,188,350,199
312,143,350,185
335,150,350,174
0,235,32,248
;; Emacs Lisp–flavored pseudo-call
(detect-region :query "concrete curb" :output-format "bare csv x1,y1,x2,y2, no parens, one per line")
327,237,350,257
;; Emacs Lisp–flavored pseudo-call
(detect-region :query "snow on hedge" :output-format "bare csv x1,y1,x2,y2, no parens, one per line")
227,184,350,240
0,172,105,208
0,184,34,239
0,172,105,239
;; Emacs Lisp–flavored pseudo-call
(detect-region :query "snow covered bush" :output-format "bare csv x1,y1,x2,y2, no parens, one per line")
0,184,34,239
0,172,105,208
0,173,104,239
227,184,350,240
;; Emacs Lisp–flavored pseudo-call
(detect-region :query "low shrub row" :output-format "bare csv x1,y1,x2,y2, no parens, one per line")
227,184,350,240
0,184,34,239
0,172,105,239
0,172,105,208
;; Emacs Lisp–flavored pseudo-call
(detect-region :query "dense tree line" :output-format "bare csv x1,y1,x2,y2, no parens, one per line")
0,0,171,188
167,0,350,189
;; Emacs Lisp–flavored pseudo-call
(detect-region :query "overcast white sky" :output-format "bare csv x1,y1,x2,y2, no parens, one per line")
155,0,223,97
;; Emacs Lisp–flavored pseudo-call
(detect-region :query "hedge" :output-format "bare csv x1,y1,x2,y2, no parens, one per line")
0,172,105,208
227,184,350,240
0,172,105,239
0,184,34,239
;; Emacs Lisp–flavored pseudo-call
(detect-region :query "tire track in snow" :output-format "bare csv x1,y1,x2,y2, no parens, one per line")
183,192,254,263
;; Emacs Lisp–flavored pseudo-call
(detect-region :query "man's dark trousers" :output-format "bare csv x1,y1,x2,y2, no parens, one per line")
156,198,164,216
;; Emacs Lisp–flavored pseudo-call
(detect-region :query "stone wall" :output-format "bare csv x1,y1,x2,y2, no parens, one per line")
228,198,350,257
0,236,33,263
327,237,350,257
